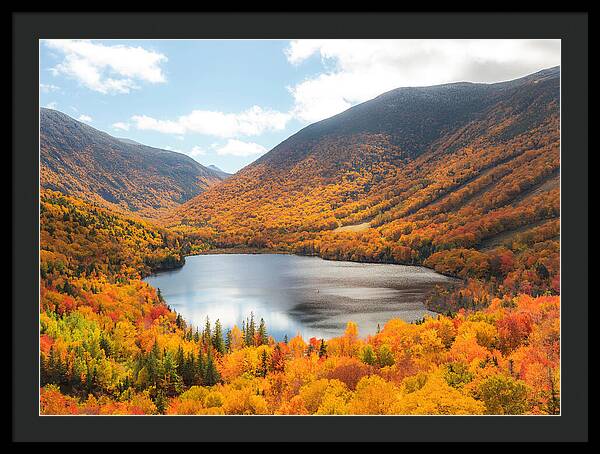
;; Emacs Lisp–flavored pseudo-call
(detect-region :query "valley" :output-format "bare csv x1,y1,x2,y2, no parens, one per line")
38,66,561,415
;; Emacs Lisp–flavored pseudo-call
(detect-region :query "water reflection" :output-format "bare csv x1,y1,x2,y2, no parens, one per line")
144,254,456,340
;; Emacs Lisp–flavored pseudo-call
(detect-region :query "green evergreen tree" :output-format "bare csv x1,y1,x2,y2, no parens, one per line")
212,319,225,354
99,334,112,357
248,312,256,346
259,349,269,378
160,350,183,397
86,365,98,394
175,346,185,378
196,350,205,385
203,317,212,347
147,340,163,386
225,329,233,353
154,390,168,414
258,318,268,345
204,350,220,386
181,353,196,386
318,339,327,359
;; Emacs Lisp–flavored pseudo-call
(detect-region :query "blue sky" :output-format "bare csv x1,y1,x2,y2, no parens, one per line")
40,39,561,173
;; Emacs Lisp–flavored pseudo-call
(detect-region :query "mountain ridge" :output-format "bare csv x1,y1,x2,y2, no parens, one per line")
40,108,226,216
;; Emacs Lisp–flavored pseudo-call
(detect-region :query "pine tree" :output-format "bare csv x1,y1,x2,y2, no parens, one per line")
154,390,168,414
160,350,183,397
175,346,185,378
225,329,233,353
318,339,327,359
204,350,220,386
181,353,196,386
241,320,247,347
196,350,205,385
147,340,162,386
203,317,211,347
258,318,268,345
86,365,98,394
259,350,269,378
248,312,256,346
99,334,112,357
212,319,225,354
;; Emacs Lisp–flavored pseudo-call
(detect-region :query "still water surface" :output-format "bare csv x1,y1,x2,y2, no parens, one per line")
144,254,457,340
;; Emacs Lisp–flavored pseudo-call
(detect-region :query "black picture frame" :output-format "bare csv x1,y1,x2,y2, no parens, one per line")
13,12,588,442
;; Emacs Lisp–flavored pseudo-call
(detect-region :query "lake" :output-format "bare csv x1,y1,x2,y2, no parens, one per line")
144,254,457,340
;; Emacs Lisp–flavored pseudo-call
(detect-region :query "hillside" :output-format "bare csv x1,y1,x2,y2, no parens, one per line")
39,189,559,416
40,108,226,216
167,67,560,297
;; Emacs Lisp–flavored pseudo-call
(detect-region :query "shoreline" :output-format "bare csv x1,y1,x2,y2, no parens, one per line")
198,247,292,255
187,247,465,282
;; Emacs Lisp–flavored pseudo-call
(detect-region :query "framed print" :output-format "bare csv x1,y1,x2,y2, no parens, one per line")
12,11,588,442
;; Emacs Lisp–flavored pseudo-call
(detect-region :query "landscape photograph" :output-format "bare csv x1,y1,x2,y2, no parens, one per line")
38,39,561,416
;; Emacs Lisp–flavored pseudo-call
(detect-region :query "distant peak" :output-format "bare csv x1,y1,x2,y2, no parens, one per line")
207,164,231,178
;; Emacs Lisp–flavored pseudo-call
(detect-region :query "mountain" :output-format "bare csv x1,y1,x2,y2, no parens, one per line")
167,67,560,294
40,108,227,216
117,137,143,146
207,165,231,179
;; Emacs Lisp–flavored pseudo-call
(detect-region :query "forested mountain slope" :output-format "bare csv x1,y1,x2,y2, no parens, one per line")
39,189,560,415
168,67,560,297
40,108,226,216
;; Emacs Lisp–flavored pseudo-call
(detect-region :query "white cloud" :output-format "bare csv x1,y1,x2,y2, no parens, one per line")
44,101,58,109
285,39,561,122
44,39,167,94
190,146,207,157
215,139,267,157
162,145,207,162
77,114,93,123
40,83,60,93
131,105,290,138
112,122,130,131
130,115,184,134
